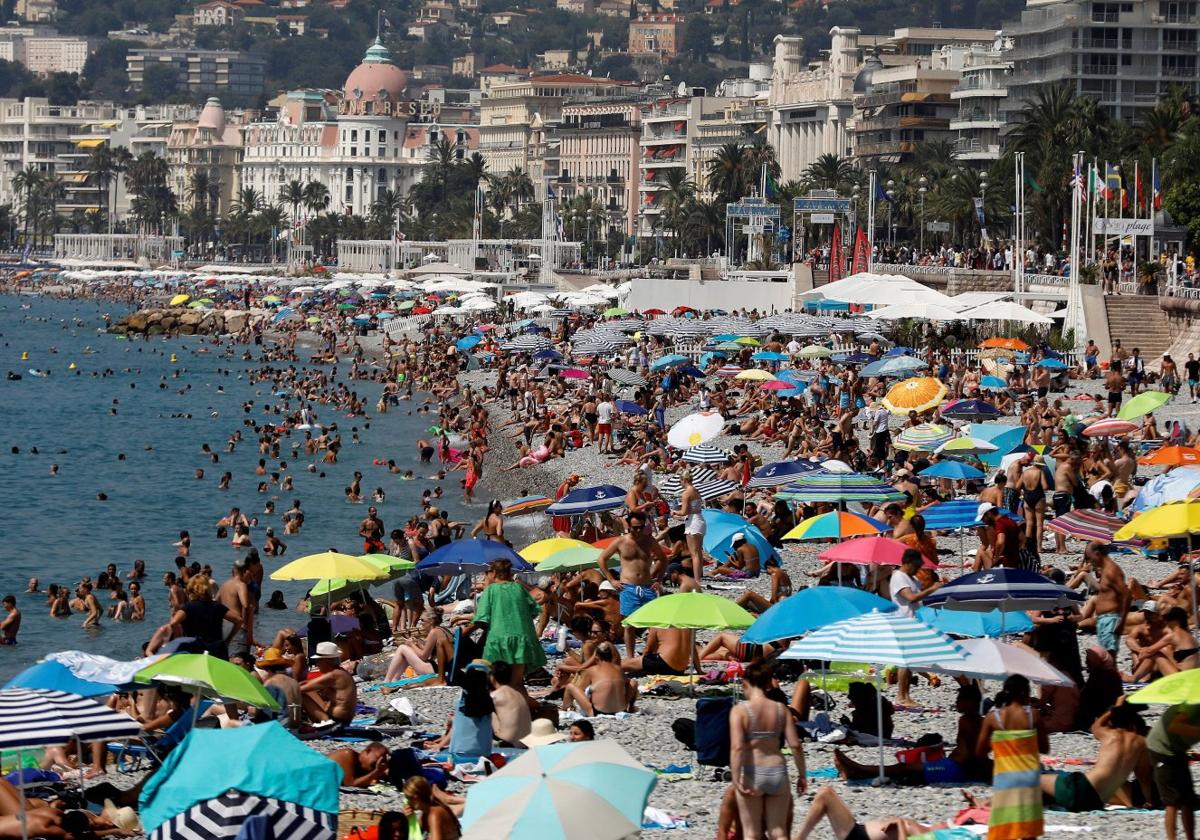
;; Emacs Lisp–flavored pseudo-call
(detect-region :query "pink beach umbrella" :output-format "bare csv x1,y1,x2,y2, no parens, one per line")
559,368,590,380
816,536,936,569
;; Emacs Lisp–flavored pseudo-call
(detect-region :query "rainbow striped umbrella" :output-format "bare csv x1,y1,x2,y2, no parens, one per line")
776,472,906,504
781,511,887,541
894,423,956,452
1047,509,1144,546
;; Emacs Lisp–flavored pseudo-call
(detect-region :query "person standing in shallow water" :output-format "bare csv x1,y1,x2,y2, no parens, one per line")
0,596,20,644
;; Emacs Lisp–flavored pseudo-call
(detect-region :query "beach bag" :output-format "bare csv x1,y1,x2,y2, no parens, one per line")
337,810,385,840
895,742,945,765
695,696,735,767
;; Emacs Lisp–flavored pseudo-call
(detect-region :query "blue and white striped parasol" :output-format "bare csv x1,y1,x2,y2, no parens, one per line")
746,459,822,488
681,443,731,464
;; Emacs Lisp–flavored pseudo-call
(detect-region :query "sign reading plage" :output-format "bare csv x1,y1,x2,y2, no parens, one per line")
1094,218,1155,236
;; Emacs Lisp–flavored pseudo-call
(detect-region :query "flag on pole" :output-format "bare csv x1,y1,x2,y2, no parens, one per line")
1136,166,1145,212
1104,163,1121,199
829,224,843,285
850,227,869,276
1025,173,1043,193
1153,160,1162,210
1071,158,1086,200
874,178,894,205
1088,165,1105,197
764,171,779,199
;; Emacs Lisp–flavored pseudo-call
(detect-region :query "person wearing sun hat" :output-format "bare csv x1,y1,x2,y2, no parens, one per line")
299,641,356,725
521,717,566,747
256,647,301,728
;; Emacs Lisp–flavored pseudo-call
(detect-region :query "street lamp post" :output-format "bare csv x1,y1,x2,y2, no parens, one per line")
886,179,895,248
979,174,989,246
918,176,927,254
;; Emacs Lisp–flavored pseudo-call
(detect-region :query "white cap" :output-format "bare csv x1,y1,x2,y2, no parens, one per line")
976,502,998,519
598,580,616,592
731,532,747,545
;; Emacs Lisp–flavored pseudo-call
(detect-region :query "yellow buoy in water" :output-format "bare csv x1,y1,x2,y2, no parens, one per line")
20,351,28,360
170,354,177,363
68,362,76,370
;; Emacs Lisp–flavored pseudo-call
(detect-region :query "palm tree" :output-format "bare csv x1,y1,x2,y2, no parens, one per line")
658,168,696,256
256,203,287,261
85,146,115,227
370,188,406,237
13,165,41,246
280,179,305,227
427,138,457,204
302,181,330,217
685,197,725,255
706,142,747,205
803,154,855,192
464,152,487,188
505,168,535,213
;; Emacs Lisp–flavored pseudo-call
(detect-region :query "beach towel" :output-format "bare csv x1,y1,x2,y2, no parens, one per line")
988,729,1043,840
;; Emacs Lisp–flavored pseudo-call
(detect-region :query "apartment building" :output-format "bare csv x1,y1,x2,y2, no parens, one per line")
127,49,267,100
556,100,642,237
949,39,1012,166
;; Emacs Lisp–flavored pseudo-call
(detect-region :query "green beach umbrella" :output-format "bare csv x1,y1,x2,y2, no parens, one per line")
396,300,416,311
623,592,754,630
1118,390,1172,421
733,337,760,346
1128,669,1200,704
310,554,414,598
603,307,629,317
799,344,832,358
337,302,356,311
135,653,279,711
714,342,743,351
535,546,618,573
306,316,321,324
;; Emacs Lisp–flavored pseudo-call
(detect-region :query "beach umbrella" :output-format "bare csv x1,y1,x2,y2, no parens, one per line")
743,588,895,645
270,551,389,583
308,554,414,600
894,423,956,452
135,654,279,711
603,307,629,317
0,689,141,749
935,436,998,458
681,443,730,464
782,511,886,541
751,351,788,362
860,356,927,378
169,294,190,306
667,411,724,449
882,377,948,414
461,740,655,840
920,499,1021,531
919,460,985,481
923,568,1083,613
940,399,1002,422
139,722,339,840
981,375,1007,389
780,610,966,781
656,474,740,501
4,661,118,698
816,536,934,568
701,510,779,567
623,592,755,631
831,351,875,365
1114,500,1200,541
759,379,795,391
1140,445,1200,467
1082,418,1140,437
734,368,774,382
546,484,627,516
714,364,744,376
502,495,553,516
520,538,592,565
606,369,646,388
747,459,821,488
456,335,483,351
535,546,617,573
1034,358,1068,370
1128,669,1200,704
925,638,1075,687
1047,509,1143,546
980,337,1028,351
415,539,530,575
650,354,689,372
1118,390,1172,421
776,472,906,504
733,336,761,346
798,344,832,358
614,399,645,415
558,367,589,380
915,606,1033,638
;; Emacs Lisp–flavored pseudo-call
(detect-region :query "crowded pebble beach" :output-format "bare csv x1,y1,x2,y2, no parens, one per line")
1,268,1199,840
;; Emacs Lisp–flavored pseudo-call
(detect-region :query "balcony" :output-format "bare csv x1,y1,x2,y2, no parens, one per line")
1081,63,1119,75
643,103,690,122
954,139,1001,159
640,134,686,145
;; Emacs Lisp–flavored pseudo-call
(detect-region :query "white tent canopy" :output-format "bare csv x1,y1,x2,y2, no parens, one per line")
957,300,1054,325
945,291,1011,311
867,302,963,322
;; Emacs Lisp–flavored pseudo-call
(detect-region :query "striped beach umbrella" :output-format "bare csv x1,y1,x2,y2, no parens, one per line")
0,689,141,749
1082,418,1140,437
714,365,744,377
746,459,821,488
681,443,731,464
545,484,628,516
656,467,717,495
775,472,906,504
657,475,739,500
935,436,999,457
920,499,1022,531
500,335,551,352
1047,509,1143,546
150,791,335,840
606,369,647,388
894,423,956,452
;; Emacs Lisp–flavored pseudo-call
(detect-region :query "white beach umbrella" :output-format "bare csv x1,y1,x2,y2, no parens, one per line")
667,411,724,449
924,638,1075,687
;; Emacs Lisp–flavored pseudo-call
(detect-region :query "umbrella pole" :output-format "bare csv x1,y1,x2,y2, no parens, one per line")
73,735,87,802
1190,535,1198,629
874,670,885,785
16,749,26,840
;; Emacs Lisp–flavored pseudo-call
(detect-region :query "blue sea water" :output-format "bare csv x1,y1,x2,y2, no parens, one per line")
0,293,471,680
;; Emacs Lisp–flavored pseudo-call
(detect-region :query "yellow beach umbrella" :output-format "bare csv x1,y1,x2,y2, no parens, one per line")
881,377,948,415
799,345,832,359
1113,500,1200,542
735,369,774,381
269,551,390,582
170,293,190,306
519,537,591,565
733,337,761,346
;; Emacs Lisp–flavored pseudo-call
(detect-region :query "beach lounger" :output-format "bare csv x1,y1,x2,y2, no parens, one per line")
106,699,214,772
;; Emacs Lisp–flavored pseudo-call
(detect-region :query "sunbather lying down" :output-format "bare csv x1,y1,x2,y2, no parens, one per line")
794,786,945,840
0,776,133,839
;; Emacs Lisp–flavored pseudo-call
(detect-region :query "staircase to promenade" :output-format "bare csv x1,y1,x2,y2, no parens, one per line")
1104,295,1173,359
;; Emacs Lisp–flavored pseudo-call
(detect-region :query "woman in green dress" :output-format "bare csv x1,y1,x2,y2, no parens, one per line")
470,558,546,685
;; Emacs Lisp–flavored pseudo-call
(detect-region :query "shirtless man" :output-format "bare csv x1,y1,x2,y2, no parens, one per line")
621,626,700,676
328,743,390,787
300,642,357,724
562,641,637,716
1052,455,1079,554
1112,441,1137,510
1040,703,1153,811
163,572,185,613
81,582,101,629
489,660,531,746
1073,541,1130,657
1127,601,1170,681
794,786,944,840
359,506,385,554
598,509,669,658
0,597,19,645
1105,364,1126,418
217,560,255,659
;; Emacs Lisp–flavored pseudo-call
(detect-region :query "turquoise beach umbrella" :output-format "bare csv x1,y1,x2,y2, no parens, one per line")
461,741,656,840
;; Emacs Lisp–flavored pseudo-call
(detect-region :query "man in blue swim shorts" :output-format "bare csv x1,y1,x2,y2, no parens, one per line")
597,510,669,659
1076,541,1128,657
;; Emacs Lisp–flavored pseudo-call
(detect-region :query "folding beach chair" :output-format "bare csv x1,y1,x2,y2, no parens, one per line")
106,699,214,772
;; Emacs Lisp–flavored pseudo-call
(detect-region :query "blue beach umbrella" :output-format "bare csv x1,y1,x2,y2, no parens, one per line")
614,399,645,414
831,351,874,365
746,459,821,488
919,461,985,481
751,351,788,362
1035,358,1067,370
709,334,739,343
940,400,1002,422
981,375,1007,389
923,568,1083,612
545,484,627,516
533,348,563,361
971,423,1027,466
456,335,483,351
916,606,1034,638
415,539,531,575
461,741,656,840
860,356,928,378
743,587,895,645
884,346,913,357
920,499,1023,530
699,351,725,368
650,354,689,372
701,510,779,567
5,661,119,698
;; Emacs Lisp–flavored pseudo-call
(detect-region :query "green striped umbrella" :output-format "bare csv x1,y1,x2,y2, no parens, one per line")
776,472,906,504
